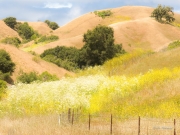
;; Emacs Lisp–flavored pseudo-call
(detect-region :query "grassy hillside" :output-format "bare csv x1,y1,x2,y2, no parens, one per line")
1,44,180,118
29,6,180,55
0,44,73,80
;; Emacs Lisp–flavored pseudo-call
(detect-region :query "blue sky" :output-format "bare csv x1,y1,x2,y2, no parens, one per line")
0,0,180,26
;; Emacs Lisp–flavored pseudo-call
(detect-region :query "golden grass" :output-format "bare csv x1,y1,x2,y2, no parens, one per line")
0,115,180,135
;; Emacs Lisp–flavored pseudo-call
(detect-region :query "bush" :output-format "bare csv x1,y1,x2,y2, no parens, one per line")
94,10,113,19
17,72,38,84
36,35,59,44
0,80,7,99
38,71,59,82
40,46,79,71
3,17,17,29
17,22,39,40
1,37,21,47
45,20,59,30
17,71,59,84
0,49,15,74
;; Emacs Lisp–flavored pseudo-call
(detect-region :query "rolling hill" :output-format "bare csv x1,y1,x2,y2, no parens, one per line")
0,44,73,81
0,5,180,81
29,6,180,54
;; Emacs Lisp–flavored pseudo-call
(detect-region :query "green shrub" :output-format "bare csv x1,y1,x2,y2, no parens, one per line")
168,40,180,50
36,35,59,44
94,10,113,19
17,72,38,84
38,71,59,82
1,37,21,47
17,22,39,40
0,49,15,74
3,17,17,29
0,71,10,81
17,71,59,84
0,80,7,99
45,20,59,30
40,46,79,71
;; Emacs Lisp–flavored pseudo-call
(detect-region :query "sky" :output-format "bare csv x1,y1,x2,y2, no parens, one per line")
0,0,180,26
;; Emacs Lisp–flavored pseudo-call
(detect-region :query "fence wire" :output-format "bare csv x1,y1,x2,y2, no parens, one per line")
57,110,178,135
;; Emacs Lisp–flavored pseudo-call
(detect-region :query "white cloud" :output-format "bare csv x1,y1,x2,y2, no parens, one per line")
44,2,72,9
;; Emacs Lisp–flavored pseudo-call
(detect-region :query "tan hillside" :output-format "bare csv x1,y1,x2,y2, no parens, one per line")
0,20,20,40
0,5,180,81
33,35,83,54
31,6,180,54
0,44,73,80
110,17,180,52
27,22,52,35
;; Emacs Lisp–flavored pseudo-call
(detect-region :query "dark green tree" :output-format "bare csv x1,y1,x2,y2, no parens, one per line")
49,22,59,30
151,5,175,23
79,25,124,67
0,49,15,74
3,17,17,29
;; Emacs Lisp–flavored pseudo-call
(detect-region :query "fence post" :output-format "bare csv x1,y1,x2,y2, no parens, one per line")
72,109,74,125
174,119,176,135
110,114,113,134
89,114,91,130
68,108,71,123
58,114,61,125
138,116,140,135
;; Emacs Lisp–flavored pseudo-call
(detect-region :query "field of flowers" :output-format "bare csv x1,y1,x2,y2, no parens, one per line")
1,49,180,119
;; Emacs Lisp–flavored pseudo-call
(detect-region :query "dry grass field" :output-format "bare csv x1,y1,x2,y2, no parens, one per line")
0,114,180,135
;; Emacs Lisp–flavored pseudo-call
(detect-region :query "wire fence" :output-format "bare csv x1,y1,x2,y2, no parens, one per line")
57,108,180,135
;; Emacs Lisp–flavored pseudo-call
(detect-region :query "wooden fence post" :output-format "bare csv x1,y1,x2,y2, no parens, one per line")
174,119,176,135
68,108,71,123
58,114,61,125
89,114,91,130
138,116,140,135
110,114,113,134
72,109,74,125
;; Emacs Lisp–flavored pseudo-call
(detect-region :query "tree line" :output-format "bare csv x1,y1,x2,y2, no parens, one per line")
40,25,125,71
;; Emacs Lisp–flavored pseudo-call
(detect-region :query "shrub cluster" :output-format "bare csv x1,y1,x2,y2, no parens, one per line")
0,50,15,98
17,71,59,84
1,37,21,47
36,35,59,44
41,26,125,71
94,10,113,19
151,5,175,23
41,46,80,71
3,17,39,42
45,20,59,30
0,80,7,99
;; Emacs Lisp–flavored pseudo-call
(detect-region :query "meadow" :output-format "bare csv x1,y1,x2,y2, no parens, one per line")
1,46,180,134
